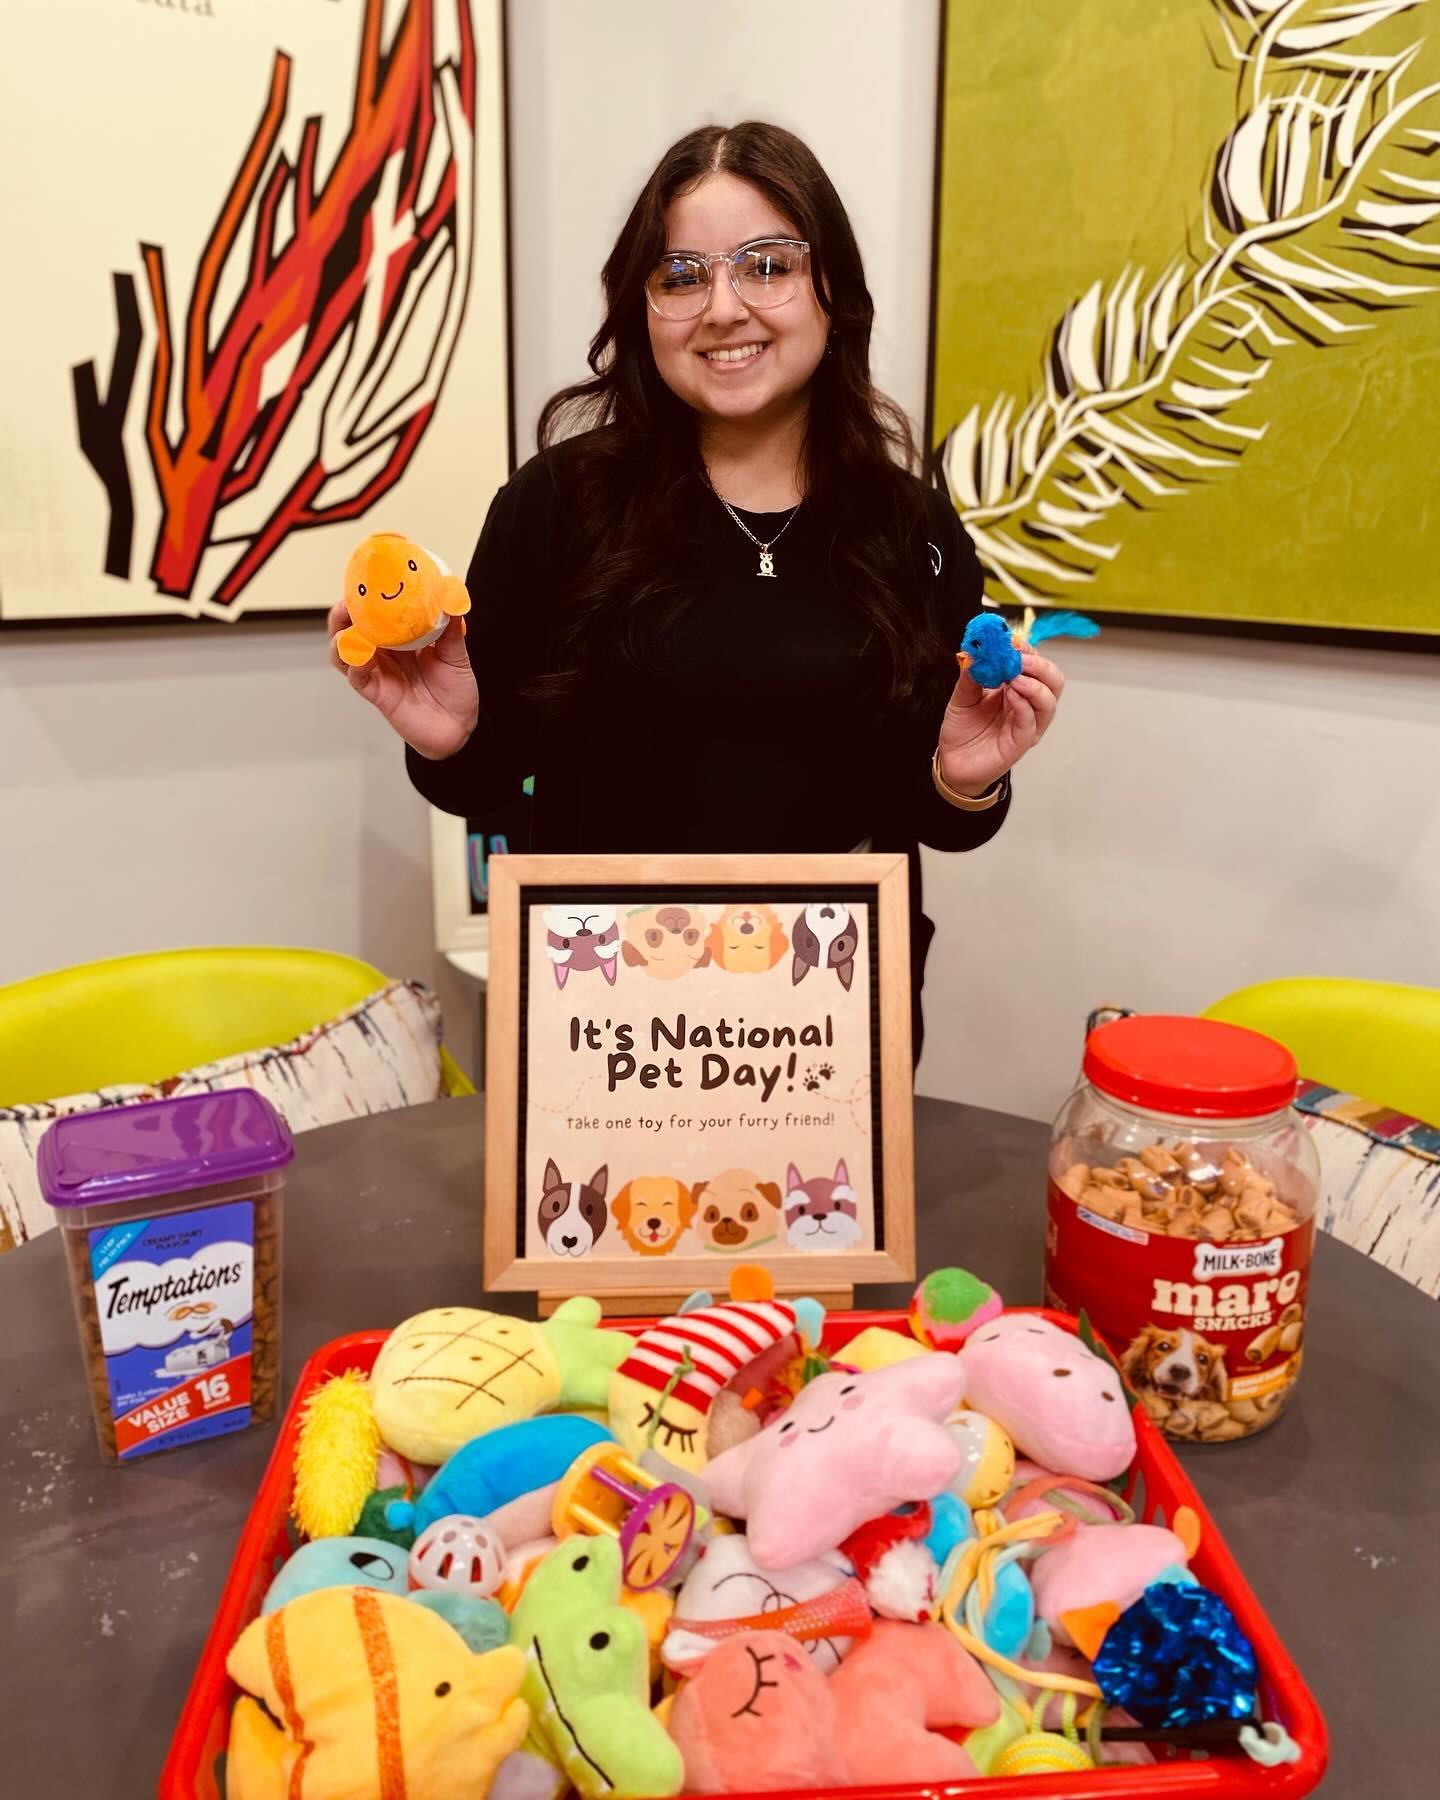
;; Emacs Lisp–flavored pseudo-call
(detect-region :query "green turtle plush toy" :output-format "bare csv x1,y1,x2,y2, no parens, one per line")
506,1537,684,1800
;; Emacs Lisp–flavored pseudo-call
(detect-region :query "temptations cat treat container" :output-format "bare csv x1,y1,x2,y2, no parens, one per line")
40,1090,290,1464
1045,1015,1318,1444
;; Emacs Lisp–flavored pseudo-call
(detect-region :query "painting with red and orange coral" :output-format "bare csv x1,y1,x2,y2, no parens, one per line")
0,0,508,623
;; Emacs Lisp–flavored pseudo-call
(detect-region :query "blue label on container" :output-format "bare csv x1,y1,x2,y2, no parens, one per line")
89,1200,256,1462
91,1220,154,1278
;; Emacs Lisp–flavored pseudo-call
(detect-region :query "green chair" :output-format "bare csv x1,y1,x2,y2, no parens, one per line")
1203,977,1440,1127
0,946,474,1109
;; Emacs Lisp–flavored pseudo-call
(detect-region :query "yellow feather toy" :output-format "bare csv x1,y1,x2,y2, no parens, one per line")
291,1369,380,1540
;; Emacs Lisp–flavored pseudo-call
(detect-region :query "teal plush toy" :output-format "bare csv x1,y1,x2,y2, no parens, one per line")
507,1537,684,1800
262,1538,408,1613
411,1590,510,1653
261,1536,507,1651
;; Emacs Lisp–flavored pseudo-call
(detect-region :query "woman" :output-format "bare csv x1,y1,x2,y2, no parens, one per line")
329,123,1064,1060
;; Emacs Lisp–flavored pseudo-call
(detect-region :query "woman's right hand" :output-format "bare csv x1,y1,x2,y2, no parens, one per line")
327,604,479,761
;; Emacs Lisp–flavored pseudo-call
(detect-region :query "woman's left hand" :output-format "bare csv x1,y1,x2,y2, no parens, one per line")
936,649,1065,796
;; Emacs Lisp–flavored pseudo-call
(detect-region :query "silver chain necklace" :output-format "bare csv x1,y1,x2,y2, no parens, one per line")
713,491,802,578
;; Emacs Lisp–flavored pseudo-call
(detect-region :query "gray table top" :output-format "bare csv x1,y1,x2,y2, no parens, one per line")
3,1096,1433,1797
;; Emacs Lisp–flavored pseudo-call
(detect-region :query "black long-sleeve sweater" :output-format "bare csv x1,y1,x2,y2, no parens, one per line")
407,442,1010,1056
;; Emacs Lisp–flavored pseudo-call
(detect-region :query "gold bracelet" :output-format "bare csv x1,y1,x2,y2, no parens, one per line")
932,749,1004,811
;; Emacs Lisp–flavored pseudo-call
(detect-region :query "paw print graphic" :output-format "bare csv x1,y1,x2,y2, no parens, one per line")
802,1063,836,1092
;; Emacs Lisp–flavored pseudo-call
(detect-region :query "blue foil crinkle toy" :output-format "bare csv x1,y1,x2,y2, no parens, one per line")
1094,1582,1258,1729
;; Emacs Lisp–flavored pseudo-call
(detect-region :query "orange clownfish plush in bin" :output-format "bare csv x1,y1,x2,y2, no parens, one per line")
337,533,471,667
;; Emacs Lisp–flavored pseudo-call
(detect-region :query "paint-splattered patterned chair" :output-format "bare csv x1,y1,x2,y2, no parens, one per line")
0,948,473,1250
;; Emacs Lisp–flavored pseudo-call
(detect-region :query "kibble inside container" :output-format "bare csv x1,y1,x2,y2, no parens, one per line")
39,1090,291,1464
1045,1014,1318,1444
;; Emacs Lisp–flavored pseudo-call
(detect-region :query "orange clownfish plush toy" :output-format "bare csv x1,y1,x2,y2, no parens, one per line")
337,533,471,667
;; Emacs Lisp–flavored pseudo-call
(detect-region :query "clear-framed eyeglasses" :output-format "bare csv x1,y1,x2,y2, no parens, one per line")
644,238,812,320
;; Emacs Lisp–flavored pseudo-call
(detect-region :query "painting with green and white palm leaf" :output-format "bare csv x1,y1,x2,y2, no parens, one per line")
931,0,1440,632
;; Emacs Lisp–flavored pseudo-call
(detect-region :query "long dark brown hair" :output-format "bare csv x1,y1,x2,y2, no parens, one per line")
533,122,944,708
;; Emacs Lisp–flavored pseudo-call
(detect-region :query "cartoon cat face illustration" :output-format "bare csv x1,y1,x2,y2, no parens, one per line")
543,905,620,989
783,1160,862,1252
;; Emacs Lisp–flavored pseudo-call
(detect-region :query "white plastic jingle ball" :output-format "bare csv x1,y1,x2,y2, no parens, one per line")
407,1514,507,1597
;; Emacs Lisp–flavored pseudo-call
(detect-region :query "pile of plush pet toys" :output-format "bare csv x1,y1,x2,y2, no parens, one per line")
223,1267,1300,1798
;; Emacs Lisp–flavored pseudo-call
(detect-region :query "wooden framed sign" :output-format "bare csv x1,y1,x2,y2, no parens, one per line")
483,854,916,1305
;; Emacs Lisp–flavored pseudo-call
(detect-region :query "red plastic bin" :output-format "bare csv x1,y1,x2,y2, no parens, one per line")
161,1311,1327,1800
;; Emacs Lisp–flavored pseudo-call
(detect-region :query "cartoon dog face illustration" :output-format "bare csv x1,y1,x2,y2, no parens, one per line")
537,1159,609,1257
692,1168,784,1253
784,1160,863,1252
620,905,711,980
544,904,620,989
612,1176,697,1256
706,903,789,974
791,903,859,990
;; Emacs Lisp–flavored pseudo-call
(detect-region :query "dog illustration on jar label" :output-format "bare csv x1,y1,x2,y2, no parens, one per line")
1121,1324,1231,1406
544,905,621,989
1121,1322,1246,1442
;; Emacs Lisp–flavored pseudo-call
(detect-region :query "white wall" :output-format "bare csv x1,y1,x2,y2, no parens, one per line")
506,0,941,460
3,0,1436,1120
918,634,1440,1121
0,622,469,1066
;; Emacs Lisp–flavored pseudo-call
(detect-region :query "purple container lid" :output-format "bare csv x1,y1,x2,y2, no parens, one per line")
39,1089,294,1210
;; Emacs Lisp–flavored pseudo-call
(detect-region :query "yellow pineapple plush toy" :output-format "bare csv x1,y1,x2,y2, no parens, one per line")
337,532,471,667
371,1301,634,1466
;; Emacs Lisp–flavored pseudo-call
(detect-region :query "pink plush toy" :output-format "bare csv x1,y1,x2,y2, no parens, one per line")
959,1314,1136,1481
669,1624,995,1794
830,1621,998,1777
669,1634,845,1794
703,1356,968,1570
1030,1522,1189,1650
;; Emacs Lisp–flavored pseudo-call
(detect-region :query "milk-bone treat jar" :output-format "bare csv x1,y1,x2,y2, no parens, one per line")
1045,1015,1318,1445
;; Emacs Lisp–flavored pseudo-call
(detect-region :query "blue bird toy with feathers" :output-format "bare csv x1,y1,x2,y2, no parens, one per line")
958,608,1100,687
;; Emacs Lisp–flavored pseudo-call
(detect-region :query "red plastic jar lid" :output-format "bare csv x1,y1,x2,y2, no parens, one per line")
1083,1014,1298,1120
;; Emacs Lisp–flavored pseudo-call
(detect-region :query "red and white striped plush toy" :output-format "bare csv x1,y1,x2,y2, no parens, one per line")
607,1271,813,1474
